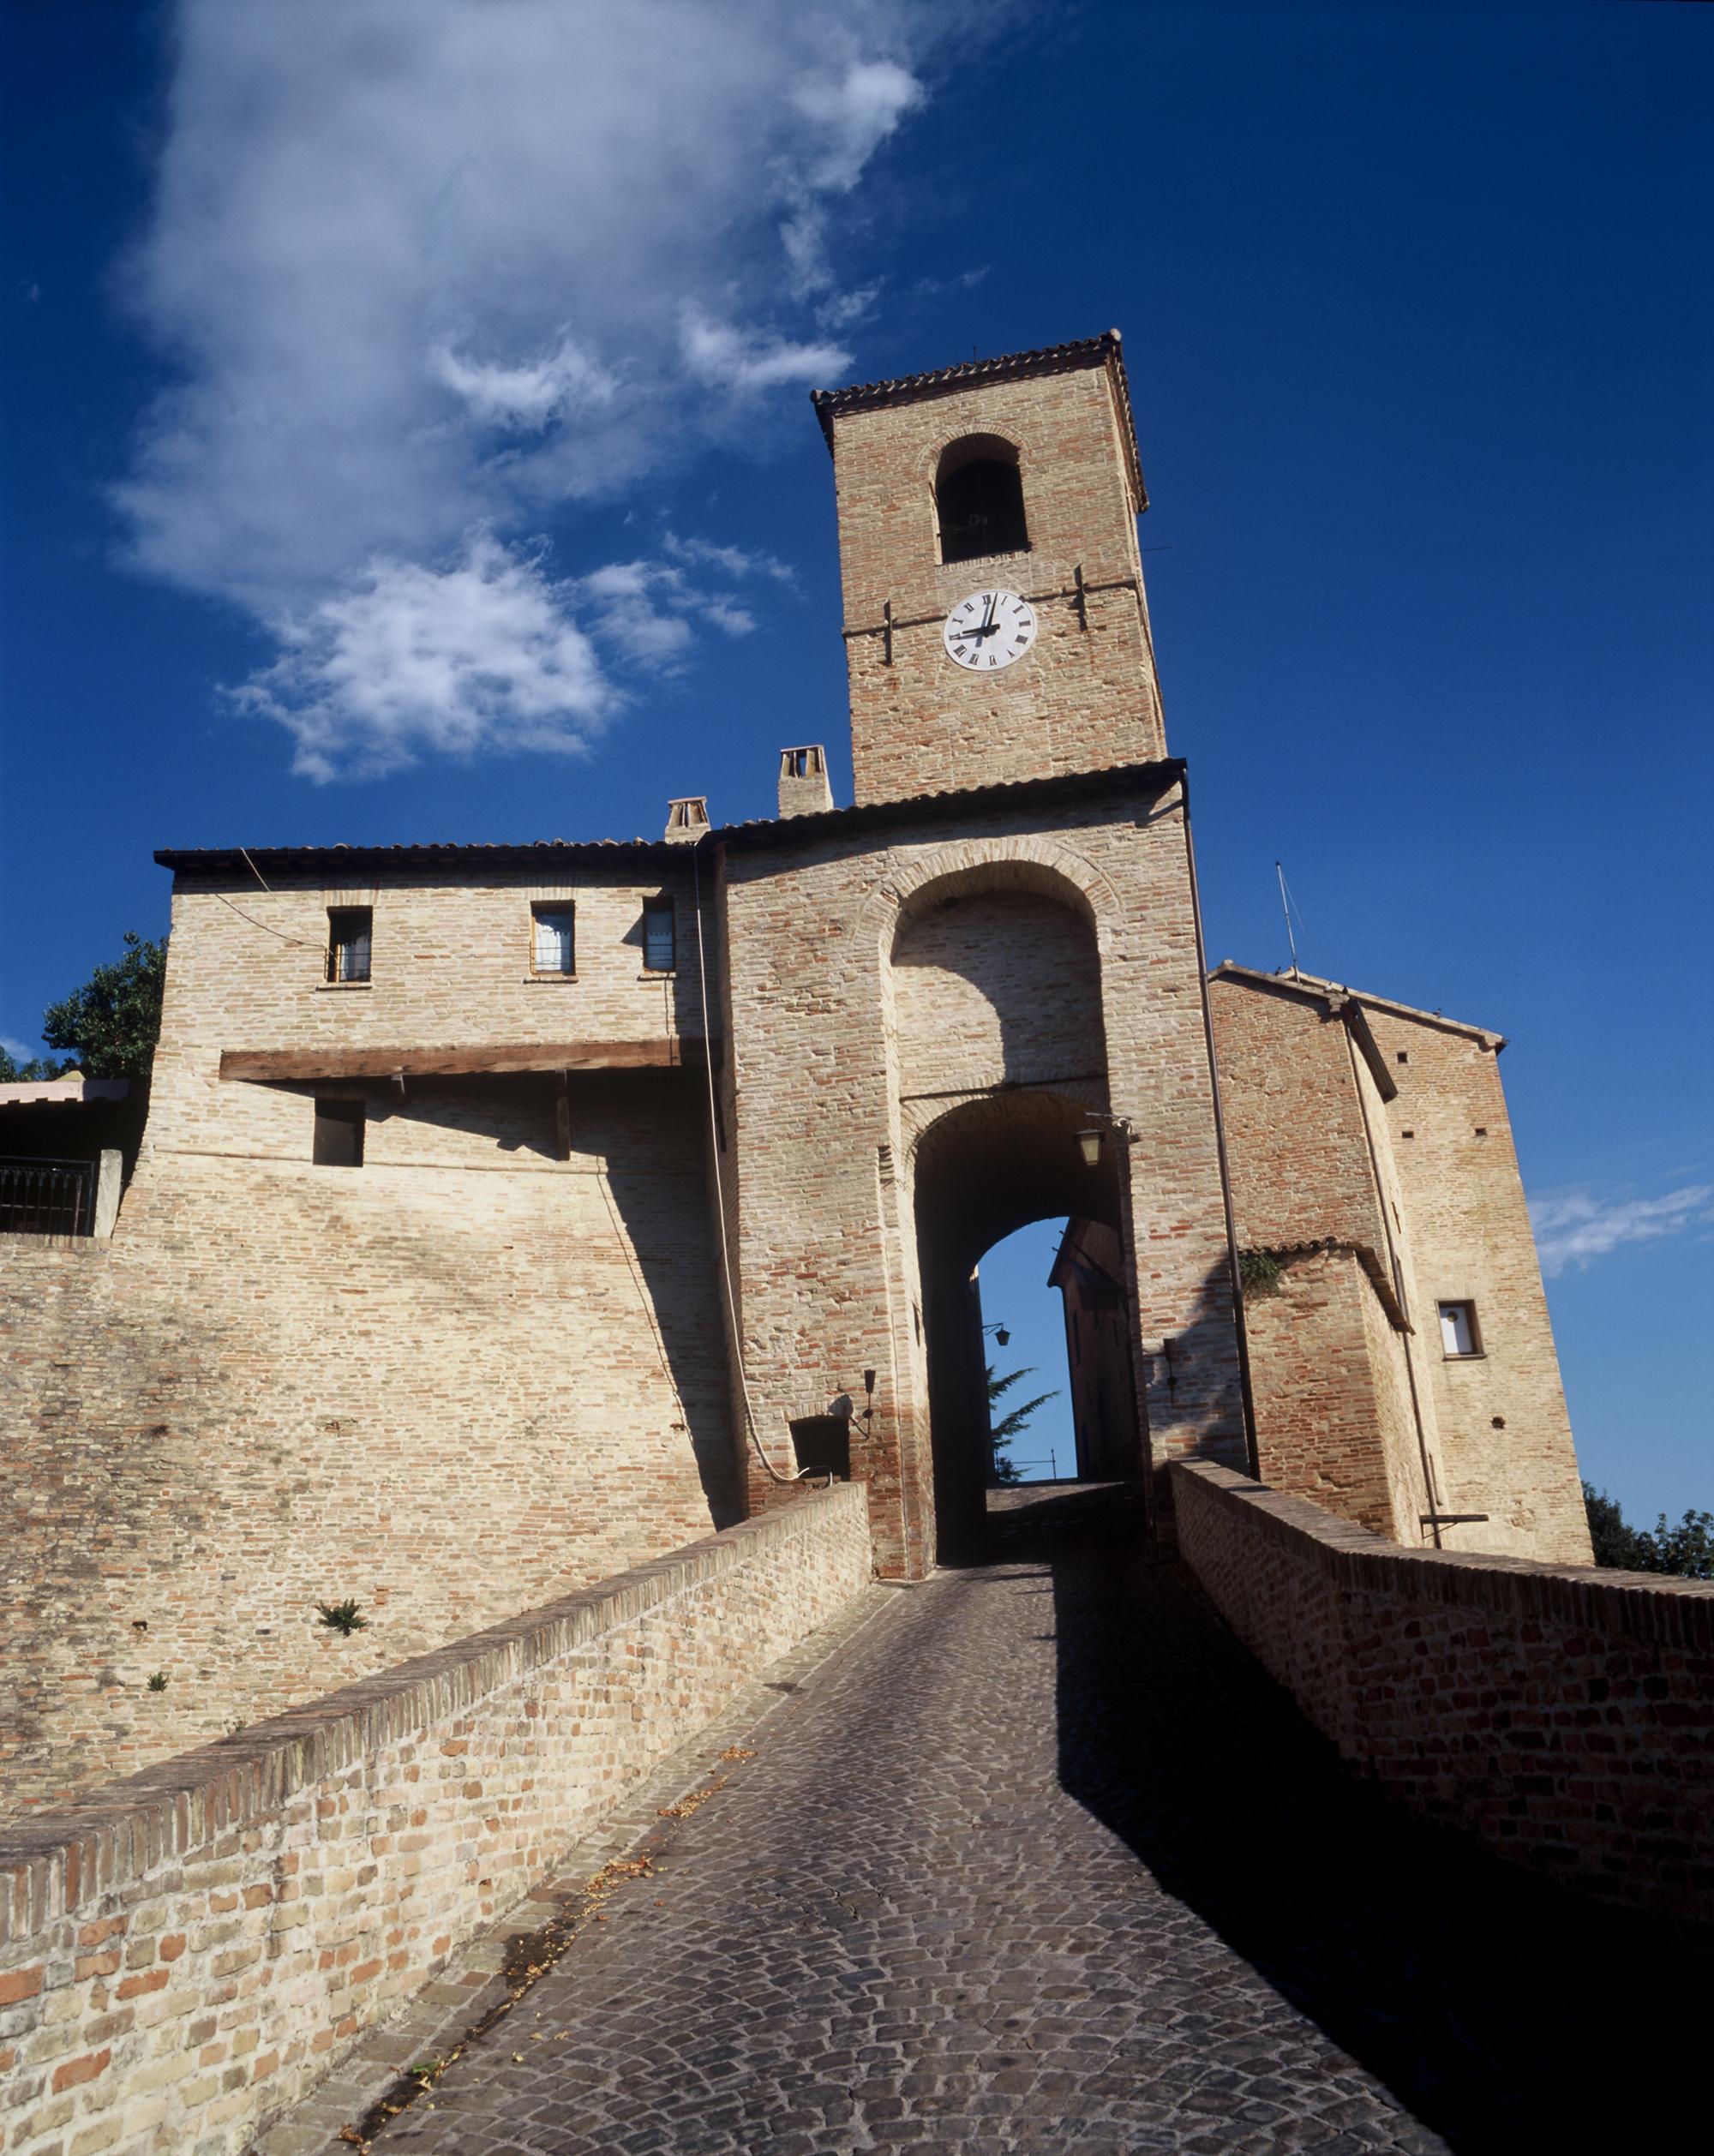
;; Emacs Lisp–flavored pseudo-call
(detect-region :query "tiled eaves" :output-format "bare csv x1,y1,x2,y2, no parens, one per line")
1172,1460,1714,1653
810,329,1146,512
716,758,1185,853
0,1484,864,1939
154,836,683,877
153,760,1189,879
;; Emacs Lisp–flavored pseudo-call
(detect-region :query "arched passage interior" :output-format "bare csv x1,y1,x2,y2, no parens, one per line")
910,1088,1143,1560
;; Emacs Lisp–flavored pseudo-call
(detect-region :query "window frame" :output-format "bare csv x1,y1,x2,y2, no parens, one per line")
1437,1299,1483,1359
642,897,677,974
325,907,372,985
530,902,577,979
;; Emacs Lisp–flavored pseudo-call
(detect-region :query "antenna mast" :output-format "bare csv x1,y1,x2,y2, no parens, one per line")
1276,861,1301,979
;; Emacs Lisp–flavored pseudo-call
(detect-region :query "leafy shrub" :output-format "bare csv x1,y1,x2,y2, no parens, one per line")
1583,1482,1713,1579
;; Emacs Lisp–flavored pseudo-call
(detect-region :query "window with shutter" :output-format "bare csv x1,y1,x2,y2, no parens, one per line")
531,905,576,975
643,900,676,973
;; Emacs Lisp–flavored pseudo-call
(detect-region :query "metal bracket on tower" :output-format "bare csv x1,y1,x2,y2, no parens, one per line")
1073,564,1089,632
882,599,894,665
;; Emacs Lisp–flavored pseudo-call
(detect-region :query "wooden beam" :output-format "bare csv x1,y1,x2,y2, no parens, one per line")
554,1069,572,1162
219,1039,705,1083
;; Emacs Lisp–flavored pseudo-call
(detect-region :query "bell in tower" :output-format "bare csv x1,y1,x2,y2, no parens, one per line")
811,332,1167,807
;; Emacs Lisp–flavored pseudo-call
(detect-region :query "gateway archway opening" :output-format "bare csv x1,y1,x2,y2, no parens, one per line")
912,1090,1144,1561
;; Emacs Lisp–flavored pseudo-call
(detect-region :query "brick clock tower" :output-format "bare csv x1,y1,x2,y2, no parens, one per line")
715,329,1249,1574
812,331,1166,805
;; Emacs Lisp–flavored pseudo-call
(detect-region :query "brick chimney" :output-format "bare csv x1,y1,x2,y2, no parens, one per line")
777,746,834,819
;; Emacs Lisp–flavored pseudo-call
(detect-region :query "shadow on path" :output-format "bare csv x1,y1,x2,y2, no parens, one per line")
1005,1495,1707,2152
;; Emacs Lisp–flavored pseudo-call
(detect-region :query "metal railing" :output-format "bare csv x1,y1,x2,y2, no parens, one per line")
0,1157,95,1237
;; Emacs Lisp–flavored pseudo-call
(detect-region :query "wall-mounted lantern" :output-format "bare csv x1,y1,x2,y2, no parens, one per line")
1076,1111,1136,1170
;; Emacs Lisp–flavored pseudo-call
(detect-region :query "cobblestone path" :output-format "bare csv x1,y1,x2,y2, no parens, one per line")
327,1494,1701,2155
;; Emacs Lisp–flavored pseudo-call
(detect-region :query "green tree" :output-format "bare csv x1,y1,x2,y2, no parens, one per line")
1583,1481,1714,1579
987,1362,1059,1487
39,932,167,1082
0,1046,74,1081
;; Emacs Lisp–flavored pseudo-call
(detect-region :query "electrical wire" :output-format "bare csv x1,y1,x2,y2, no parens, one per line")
691,837,834,1490
209,847,318,946
212,891,315,945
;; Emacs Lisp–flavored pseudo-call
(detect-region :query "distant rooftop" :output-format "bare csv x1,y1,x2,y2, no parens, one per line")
0,1075,129,1106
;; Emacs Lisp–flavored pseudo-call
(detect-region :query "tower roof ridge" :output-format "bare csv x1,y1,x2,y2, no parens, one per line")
811,330,1142,508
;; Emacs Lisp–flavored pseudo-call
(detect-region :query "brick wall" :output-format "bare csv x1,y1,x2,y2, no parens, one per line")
1172,1460,1713,1930
1239,1249,1422,1537
0,851,750,1814
0,1485,872,2156
720,780,1243,1573
1366,1008,1589,1561
826,356,1166,805
1209,970,1587,1564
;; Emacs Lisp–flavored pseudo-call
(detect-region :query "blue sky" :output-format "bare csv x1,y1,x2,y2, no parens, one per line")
3,1,1709,1520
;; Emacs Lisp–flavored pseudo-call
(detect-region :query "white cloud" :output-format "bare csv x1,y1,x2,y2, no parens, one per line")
678,306,853,394
792,60,925,191
431,336,614,432
817,282,884,332
1530,1183,1714,1275
780,59,924,295
574,554,764,671
661,531,796,584
230,532,614,782
117,0,943,776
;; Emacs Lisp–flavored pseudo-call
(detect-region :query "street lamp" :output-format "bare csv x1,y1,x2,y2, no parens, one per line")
982,1321,1011,1347
1076,1111,1135,1168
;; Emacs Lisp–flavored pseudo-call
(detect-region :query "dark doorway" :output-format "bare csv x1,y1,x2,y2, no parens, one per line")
912,1090,1143,1562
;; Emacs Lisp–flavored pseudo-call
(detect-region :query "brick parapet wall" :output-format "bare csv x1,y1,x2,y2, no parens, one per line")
0,1484,872,2156
1171,1460,1714,1931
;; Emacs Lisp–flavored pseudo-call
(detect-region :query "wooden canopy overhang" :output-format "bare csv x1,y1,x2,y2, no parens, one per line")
219,1039,710,1083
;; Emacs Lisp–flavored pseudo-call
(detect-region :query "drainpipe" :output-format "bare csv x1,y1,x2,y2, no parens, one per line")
1178,771,1261,1480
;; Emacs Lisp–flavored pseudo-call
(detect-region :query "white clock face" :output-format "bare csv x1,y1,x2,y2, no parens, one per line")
943,589,1037,671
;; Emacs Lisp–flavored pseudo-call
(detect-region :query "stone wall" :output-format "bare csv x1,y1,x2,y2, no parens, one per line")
1,1075,736,1818
0,848,749,1816
1238,1249,1423,1539
1363,1004,1589,1561
1209,969,1588,1565
0,1485,872,2156
1172,1460,1714,1931
720,778,1244,1574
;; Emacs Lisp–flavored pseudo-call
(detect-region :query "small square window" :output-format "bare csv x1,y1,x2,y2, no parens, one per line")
532,904,576,975
643,899,676,973
313,1097,364,1167
326,907,371,984
1438,1300,1482,1357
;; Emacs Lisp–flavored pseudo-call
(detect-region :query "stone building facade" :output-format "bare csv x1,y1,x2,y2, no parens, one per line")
0,332,1589,1816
